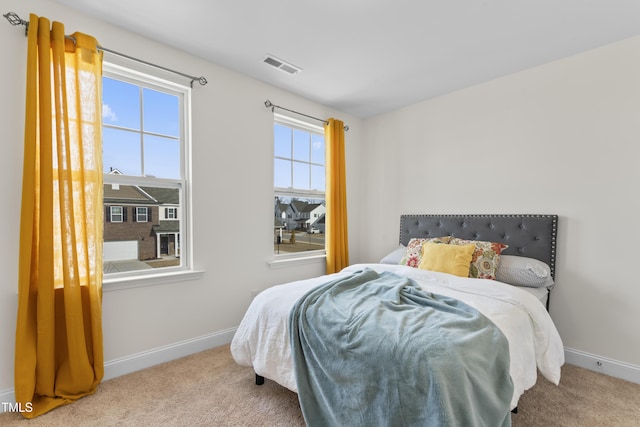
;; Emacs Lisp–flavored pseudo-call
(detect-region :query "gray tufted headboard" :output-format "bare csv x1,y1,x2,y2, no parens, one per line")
399,214,558,279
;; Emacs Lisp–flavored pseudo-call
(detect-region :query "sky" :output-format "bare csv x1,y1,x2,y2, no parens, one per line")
273,123,325,192
102,76,181,179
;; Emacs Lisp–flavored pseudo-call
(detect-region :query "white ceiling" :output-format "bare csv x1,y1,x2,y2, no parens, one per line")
53,0,640,118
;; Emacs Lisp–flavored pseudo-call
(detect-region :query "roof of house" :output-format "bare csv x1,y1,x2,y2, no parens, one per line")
142,187,179,204
153,221,180,233
103,184,153,203
289,200,308,213
104,184,178,205
301,203,322,214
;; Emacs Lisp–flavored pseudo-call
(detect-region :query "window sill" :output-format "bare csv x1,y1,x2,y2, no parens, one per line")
267,253,326,269
103,269,205,292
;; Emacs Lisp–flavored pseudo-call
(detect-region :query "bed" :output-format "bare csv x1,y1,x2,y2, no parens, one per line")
231,214,564,426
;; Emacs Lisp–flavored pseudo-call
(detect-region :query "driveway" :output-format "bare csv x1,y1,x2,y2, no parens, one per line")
103,259,153,273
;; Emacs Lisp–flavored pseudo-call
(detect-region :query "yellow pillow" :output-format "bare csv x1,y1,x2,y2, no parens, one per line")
418,242,476,277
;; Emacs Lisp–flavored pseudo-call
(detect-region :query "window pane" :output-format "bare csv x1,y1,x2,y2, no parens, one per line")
293,129,310,161
111,206,123,222
274,124,291,158
274,158,291,188
102,77,140,129
273,195,325,254
293,161,310,189
103,186,181,273
311,165,325,191
103,127,141,175
136,207,148,222
165,207,177,219
144,135,180,179
311,134,324,164
143,88,179,137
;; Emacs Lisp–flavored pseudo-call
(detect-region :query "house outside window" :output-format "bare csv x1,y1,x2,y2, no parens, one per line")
102,62,191,281
273,114,325,256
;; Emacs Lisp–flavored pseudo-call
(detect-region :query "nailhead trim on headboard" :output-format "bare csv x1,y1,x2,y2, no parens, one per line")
399,214,558,279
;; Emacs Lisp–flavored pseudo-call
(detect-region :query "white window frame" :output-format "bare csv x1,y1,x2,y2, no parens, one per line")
165,207,178,219
271,113,326,266
102,62,201,289
110,206,123,223
136,207,148,223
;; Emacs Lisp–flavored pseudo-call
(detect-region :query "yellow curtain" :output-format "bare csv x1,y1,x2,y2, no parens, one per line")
324,118,349,274
15,14,104,418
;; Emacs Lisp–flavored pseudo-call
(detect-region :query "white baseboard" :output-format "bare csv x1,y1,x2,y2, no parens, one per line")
1,328,236,412
103,327,236,381
0,389,15,411
564,347,640,385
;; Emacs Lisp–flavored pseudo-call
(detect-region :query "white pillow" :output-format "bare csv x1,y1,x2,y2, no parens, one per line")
495,255,555,288
379,245,407,265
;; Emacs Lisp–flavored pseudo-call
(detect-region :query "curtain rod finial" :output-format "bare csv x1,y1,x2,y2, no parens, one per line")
264,100,273,108
4,12,29,35
189,76,207,88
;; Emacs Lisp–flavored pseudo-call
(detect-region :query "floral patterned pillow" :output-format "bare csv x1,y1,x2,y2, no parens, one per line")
399,236,452,268
449,238,508,280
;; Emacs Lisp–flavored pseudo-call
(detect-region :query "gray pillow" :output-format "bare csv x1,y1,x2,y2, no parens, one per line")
495,255,555,288
379,245,407,265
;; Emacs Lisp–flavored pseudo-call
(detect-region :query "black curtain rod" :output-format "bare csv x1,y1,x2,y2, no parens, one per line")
264,100,349,131
3,12,207,88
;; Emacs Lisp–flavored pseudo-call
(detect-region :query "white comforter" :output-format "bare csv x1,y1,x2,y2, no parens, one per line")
231,263,565,409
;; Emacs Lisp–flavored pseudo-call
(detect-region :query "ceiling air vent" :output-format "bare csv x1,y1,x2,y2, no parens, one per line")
263,55,302,75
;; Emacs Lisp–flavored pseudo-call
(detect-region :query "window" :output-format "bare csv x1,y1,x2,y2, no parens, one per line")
165,207,178,219
102,62,192,281
135,207,149,222
273,114,325,256
109,206,124,223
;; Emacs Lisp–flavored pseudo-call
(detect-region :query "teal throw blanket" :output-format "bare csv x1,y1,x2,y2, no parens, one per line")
289,268,513,427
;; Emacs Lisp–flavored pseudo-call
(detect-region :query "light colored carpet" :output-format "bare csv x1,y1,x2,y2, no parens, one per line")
1,344,639,426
